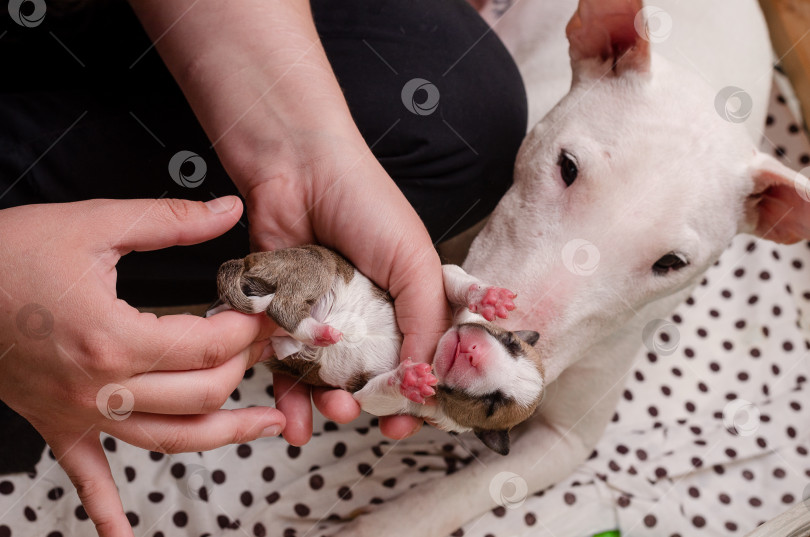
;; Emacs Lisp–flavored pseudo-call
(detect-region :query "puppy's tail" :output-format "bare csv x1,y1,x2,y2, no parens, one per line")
216,258,267,314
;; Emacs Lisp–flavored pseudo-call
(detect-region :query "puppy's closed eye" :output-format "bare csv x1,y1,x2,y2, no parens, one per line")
483,390,508,418
496,332,523,356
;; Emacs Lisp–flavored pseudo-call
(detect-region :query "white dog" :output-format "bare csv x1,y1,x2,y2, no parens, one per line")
339,0,810,535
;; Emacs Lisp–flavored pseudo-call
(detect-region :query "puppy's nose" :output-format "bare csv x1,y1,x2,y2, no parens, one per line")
459,342,481,367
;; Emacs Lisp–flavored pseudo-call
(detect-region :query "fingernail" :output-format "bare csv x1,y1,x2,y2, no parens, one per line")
260,424,282,438
205,196,237,214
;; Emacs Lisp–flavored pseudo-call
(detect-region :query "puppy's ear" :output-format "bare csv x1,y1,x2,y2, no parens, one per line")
514,330,540,346
566,0,650,77
743,152,810,244
475,429,511,455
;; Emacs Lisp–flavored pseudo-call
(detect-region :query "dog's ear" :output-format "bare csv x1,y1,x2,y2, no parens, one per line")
514,330,540,347
565,0,650,77
743,152,810,244
475,429,511,455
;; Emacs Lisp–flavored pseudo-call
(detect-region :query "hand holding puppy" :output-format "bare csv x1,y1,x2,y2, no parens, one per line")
128,0,453,445
243,144,452,445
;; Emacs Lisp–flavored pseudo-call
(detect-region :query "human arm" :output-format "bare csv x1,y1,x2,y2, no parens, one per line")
127,0,452,443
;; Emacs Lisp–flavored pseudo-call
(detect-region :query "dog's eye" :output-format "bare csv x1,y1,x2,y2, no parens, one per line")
652,252,688,275
498,333,522,357
484,391,508,418
557,151,578,187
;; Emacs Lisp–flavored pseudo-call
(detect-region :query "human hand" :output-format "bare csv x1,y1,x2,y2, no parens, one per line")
243,136,452,445
0,196,284,537
128,0,452,445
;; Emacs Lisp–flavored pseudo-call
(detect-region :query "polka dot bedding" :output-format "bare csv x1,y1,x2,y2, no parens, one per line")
1,74,809,537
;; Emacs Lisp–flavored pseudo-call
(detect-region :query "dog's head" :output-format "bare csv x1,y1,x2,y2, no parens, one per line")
430,314,543,455
464,0,810,381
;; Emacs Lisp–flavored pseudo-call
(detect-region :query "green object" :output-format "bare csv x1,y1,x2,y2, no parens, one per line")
591,531,621,537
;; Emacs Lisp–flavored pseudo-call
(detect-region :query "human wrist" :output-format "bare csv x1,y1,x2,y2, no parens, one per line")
177,42,365,194
222,119,371,199
128,0,365,196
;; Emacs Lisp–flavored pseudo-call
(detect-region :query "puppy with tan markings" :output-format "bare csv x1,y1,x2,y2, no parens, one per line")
211,245,543,454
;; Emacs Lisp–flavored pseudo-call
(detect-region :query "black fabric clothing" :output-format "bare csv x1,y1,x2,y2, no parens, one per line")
0,0,527,474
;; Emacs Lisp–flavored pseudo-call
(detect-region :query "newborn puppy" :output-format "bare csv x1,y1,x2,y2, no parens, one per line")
213,245,544,454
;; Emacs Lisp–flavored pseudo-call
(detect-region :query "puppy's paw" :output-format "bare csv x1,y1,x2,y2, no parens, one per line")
467,284,516,321
396,358,437,403
313,324,342,347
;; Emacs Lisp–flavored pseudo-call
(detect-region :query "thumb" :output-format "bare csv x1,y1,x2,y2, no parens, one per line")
51,433,134,537
93,196,243,255
390,249,451,365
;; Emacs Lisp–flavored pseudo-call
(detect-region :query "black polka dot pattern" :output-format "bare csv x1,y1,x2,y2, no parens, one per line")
596,75,810,536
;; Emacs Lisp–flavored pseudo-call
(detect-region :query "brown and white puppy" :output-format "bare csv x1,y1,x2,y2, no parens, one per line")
211,245,544,454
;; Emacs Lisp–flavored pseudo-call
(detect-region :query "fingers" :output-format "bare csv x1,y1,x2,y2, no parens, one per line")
130,308,275,372
103,406,285,454
272,373,313,446
379,414,423,440
314,389,419,441
51,434,134,537
312,387,361,424
127,344,267,415
94,196,244,255
273,380,361,445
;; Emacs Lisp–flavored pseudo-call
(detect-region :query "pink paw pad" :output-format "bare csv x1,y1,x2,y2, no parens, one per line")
467,285,517,321
398,358,438,404
313,324,342,347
